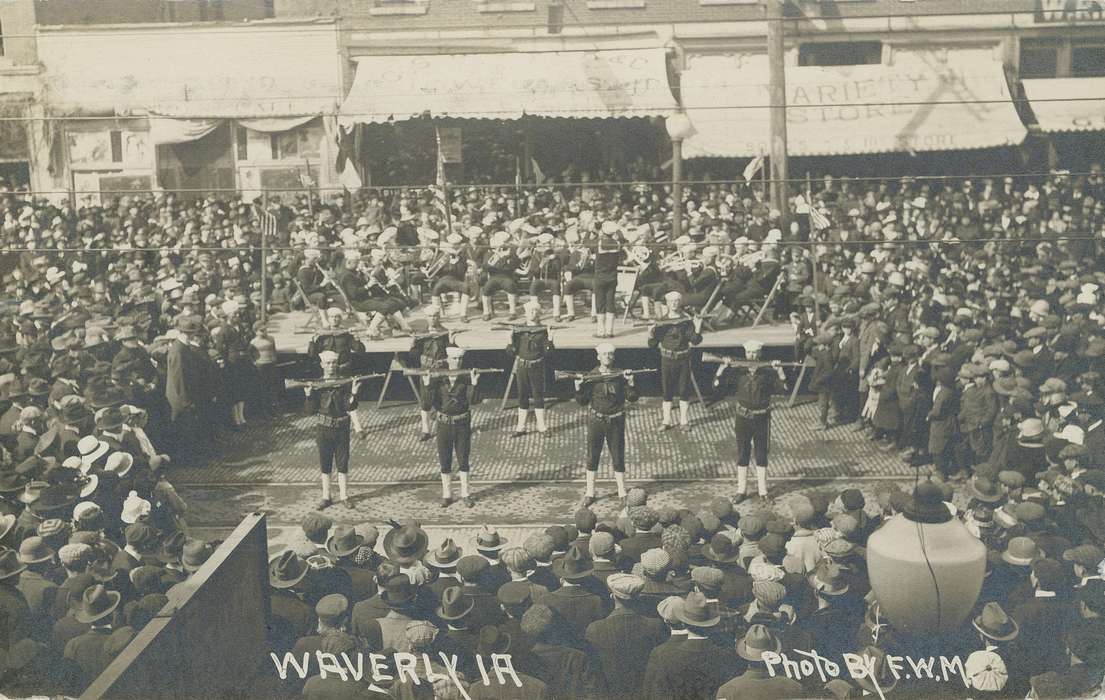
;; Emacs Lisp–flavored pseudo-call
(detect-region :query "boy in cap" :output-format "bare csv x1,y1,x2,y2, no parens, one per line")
574,343,639,507
304,351,365,509
424,346,483,508
647,290,703,431
713,340,787,502
507,299,554,437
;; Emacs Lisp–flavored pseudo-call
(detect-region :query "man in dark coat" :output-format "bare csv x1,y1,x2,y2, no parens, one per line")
1012,558,1079,679
0,549,32,650
641,592,741,700
716,624,805,700
584,573,668,700
617,508,662,564
537,545,606,645
267,552,318,655
518,604,605,700
456,555,505,632
164,315,215,465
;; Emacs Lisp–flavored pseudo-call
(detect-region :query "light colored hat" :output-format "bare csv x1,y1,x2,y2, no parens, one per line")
523,299,541,312
120,491,151,525
1055,424,1085,445
964,650,1008,692
606,573,645,600
105,452,133,477
489,231,510,248
596,343,615,354
600,221,620,235
77,436,109,469
318,350,340,363
445,347,465,359
743,340,764,354
664,290,683,303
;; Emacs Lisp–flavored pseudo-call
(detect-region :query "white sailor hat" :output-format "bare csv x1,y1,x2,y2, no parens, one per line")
445,347,466,359
378,227,398,245
595,343,615,354
665,290,683,303
490,231,510,248
523,299,541,312
445,233,464,246
318,350,340,363
743,340,764,354
601,221,621,235
326,307,346,319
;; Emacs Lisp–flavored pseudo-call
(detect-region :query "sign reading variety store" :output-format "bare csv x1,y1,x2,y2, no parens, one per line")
680,53,1027,158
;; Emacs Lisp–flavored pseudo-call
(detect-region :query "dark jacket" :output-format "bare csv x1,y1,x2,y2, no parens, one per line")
538,584,607,644
584,606,669,700
642,636,742,700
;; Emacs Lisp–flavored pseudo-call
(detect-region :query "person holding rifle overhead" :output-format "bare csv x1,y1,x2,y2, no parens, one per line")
508,299,554,438
593,222,623,338
408,329,458,442
713,340,787,503
574,343,639,508
649,290,703,431
305,350,366,509
425,347,483,509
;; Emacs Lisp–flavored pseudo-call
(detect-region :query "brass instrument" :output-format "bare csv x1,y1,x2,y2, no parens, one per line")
421,250,447,280
554,368,657,385
285,372,387,390
485,247,510,269
402,367,505,378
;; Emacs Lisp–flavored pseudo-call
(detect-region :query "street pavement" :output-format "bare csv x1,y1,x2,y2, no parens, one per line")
175,397,931,544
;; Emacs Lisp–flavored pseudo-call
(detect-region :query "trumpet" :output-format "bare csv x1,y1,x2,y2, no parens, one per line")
554,369,657,385
402,367,505,378
285,372,387,390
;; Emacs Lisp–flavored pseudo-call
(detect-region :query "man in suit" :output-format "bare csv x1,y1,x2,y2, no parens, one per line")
267,552,318,656
518,603,605,700
15,537,59,644
436,586,479,680
353,574,423,652
585,573,668,700
896,343,926,456
63,584,132,686
588,532,622,588
291,594,352,659
469,625,548,700
472,526,511,592
326,525,378,603
831,317,861,425
456,555,504,631
618,508,662,564
0,548,32,650
1013,558,1079,679
717,624,805,699
538,545,606,645
927,354,961,479
642,592,741,700
164,314,215,466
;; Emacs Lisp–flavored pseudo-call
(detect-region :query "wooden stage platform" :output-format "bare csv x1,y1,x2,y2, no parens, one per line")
266,309,796,356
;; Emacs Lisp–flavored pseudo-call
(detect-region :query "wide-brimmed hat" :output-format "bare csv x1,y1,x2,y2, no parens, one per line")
853,646,899,695
1001,537,1041,567
75,584,121,623
181,539,213,573
967,476,1003,504
0,549,27,580
473,526,507,552
809,560,850,596
737,624,782,662
550,544,594,581
676,591,720,628
326,525,365,559
972,602,1019,641
0,472,26,494
383,524,429,565
18,480,48,505
702,533,740,563
425,538,463,569
380,574,415,607
268,551,309,589
95,407,126,432
436,585,474,621
77,436,110,469
0,514,15,543
18,536,55,565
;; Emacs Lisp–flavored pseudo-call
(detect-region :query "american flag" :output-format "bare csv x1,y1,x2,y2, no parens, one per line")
432,129,453,228
256,204,278,241
809,205,832,232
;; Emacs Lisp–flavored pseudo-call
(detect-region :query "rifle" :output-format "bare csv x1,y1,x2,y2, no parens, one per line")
285,372,387,390
702,353,805,368
554,369,657,385
491,323,569,332
633,315,707,330
402,368,505,379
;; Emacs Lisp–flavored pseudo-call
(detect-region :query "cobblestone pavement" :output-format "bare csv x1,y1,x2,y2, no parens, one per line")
175,397,932,532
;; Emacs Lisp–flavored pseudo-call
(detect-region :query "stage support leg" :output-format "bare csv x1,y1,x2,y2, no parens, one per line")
500,357,519,412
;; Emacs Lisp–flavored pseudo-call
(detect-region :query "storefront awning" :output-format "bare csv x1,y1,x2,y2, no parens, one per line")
339,48,677,127
1023,78,1105,133
38,24,340,120
680,51,1027,158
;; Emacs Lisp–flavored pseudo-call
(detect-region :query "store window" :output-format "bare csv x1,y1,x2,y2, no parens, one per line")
1072,44,1105,77
1021,39,1060,78
798,41,882,66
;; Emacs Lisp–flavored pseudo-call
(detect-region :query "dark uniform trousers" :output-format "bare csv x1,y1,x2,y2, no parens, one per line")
660,355,692,402
517,358,546,409
588,413,626,473
317,419,351,475
734,411,771,467
436,416,471,473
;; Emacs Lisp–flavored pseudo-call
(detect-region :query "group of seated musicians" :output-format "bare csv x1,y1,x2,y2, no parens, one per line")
293,229,783,335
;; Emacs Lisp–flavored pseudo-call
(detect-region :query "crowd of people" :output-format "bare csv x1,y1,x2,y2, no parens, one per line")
264,479,1105,700
1,157,1105,697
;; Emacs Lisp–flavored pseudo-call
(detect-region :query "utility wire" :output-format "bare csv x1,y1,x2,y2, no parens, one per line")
1,95,1098,122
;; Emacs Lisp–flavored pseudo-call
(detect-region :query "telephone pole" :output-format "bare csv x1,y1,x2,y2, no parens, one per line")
766,0,789,223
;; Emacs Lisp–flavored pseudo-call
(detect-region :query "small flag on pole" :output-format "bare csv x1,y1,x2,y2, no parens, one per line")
742,155,764,183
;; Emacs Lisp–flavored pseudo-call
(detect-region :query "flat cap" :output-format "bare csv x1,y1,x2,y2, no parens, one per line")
752,580,787,608
456,555,489,583
316,594,349,623
690,566,724,591
520,604,555,637
300,513,333,544
497,581,534,608
738,514,766,540
640,548,671,576
1063,544,1104,569
607,573,646,600
589,532,617,559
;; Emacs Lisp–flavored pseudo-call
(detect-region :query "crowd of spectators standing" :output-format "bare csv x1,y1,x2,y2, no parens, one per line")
1,157,1105,696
